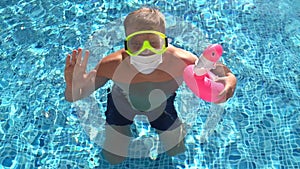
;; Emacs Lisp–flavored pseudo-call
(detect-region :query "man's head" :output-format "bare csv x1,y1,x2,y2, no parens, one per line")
123,8,168,57
123,8,167,74
124,7,166,35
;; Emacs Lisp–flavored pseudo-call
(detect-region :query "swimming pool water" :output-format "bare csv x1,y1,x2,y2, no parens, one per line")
1,0,300,168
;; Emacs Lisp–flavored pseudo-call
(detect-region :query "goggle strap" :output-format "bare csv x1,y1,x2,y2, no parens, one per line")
165,38,168,47
124,40,128,50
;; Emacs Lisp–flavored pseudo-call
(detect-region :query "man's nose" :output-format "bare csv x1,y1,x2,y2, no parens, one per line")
141,49,153,55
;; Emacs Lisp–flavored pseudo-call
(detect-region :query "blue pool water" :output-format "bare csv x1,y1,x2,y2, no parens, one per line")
1,0,300,168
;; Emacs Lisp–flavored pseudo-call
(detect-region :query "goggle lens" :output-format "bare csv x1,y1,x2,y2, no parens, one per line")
125,30,168,56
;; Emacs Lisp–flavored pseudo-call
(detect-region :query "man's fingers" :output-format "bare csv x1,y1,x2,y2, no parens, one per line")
214,76,227,83
76,48,83,65
213,89,227,104
87,70,97,82
66,54,71,66
68,48,88,70
82,50,90,70
218,89,226,97
71,49,77,65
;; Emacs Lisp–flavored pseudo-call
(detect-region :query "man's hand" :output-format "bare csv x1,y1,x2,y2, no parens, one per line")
213,73,237,104
64,48,97,101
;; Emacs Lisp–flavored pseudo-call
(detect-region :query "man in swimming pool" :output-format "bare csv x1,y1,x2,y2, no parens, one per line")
64,7,237,164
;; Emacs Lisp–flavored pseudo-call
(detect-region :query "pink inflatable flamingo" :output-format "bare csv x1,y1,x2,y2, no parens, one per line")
183,44,225,102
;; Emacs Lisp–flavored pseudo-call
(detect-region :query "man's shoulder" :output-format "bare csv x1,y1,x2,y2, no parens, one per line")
100,49,126,64
96,49,127,78
165,45,197,64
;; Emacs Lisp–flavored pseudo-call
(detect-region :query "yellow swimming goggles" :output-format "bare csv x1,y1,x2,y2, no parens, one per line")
124,30,168,56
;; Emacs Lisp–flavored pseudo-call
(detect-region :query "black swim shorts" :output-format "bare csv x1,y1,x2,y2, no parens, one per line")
105,92,182,131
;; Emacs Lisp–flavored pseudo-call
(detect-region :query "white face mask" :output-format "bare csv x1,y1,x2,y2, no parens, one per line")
130,53,162,74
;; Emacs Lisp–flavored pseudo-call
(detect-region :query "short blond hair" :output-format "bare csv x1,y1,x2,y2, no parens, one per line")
124,7,166,35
